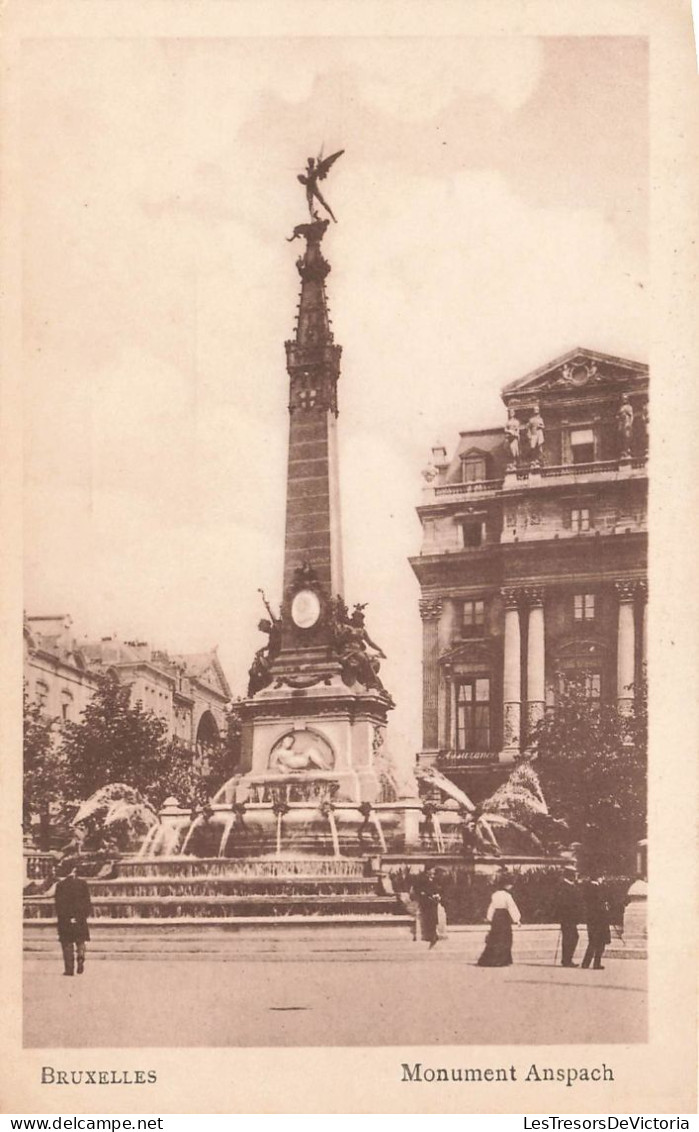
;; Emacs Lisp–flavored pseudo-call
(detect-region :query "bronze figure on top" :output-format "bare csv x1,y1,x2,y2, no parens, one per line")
297,149,345,223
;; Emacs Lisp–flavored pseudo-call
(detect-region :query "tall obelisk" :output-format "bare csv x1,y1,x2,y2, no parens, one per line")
238,154,392,804
283,218,343,602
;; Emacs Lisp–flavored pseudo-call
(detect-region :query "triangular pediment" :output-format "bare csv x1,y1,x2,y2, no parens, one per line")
197,656,232,700
174,649,232,701
438,639,493,667
502,348,648,403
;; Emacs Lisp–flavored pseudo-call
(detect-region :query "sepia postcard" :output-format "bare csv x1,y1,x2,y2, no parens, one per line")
1,0,697,1116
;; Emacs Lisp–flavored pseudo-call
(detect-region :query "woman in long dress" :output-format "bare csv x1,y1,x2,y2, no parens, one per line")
477,880,521,967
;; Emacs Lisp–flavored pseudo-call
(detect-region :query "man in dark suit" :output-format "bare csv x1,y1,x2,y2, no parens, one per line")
554,865,581,967
581,877,612,970
55,863,92,976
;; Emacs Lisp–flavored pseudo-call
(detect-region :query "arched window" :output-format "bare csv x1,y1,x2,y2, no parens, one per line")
60,689,74,721
195,711,221,772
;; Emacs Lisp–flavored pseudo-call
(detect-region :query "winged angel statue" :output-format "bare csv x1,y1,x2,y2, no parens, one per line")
297,149,345,222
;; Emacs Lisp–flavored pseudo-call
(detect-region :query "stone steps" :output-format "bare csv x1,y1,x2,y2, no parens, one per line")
24,916,417,954
53,877,381,898
23,922,646,960
25,894,400,919
26,855,403,924
117,856,369,878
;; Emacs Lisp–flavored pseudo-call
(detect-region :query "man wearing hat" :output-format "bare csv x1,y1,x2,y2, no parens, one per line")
553,866,581,967
54,861,92,976
580,876,611,970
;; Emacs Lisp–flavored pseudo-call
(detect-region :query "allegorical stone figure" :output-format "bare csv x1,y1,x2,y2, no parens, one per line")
526,402,545,461
504,407,520,465
329,597,389,695
617,393,634,457
248,590,283,696
272,733,328,773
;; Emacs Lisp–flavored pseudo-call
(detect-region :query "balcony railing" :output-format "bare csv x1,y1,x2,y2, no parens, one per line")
434,479,503,497
431,457,647,497
539,460,618,478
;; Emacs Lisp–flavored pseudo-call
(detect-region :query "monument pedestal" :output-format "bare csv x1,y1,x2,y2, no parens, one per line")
237,675,391,804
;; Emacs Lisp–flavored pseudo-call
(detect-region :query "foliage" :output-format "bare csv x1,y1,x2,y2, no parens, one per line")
27,674,241,852
531,674,647,874
224,701,243,772
23,685,68,848
154,704,241,812
60,672,169,803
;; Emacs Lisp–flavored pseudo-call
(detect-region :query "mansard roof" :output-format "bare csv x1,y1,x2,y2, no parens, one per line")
501,347,648,403
26,615,233,702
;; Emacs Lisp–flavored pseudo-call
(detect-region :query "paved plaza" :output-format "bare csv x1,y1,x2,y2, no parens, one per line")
24,952,646,1048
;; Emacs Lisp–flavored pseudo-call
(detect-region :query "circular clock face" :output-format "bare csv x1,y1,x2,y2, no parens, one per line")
291,589,321,629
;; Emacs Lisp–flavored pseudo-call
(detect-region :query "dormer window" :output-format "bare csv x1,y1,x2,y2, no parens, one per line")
461,455,487,483
570,428,596,464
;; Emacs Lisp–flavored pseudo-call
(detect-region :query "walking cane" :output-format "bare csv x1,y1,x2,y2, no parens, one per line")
553,928,561,966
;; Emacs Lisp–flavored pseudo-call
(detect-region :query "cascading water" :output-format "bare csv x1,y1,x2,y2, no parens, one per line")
325,808,341,857
372,813,387,854
218,814,236,858
432,812,446,854
180,816,201,856
137,824,161,859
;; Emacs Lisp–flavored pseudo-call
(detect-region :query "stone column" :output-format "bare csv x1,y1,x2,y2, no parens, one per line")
449,678,459,750
525,586,546,738
501,588,522,757
419,596,443,757
637,580,648,677
616,580,636,709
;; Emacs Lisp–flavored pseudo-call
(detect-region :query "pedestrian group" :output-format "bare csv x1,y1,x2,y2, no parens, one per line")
412,863,613,969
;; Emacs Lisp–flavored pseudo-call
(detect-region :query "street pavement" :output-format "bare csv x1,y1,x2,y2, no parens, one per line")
24,952,646,1047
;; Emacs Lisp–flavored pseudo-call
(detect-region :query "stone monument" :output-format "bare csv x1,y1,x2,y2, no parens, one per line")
235,155,393,807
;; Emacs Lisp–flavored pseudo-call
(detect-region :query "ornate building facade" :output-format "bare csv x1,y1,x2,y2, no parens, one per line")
411,348,648,799
24,615,232,753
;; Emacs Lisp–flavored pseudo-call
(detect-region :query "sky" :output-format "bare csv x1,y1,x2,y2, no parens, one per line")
22,35,648,757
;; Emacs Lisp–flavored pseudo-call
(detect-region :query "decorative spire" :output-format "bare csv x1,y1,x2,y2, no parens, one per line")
285,219,341,417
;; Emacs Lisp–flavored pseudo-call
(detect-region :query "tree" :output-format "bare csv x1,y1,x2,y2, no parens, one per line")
532,674,647,874
155,704,242,812
23,685,67,849
60,672,168,803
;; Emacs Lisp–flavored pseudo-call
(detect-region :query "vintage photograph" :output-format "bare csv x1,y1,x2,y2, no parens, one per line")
18,33,652,1054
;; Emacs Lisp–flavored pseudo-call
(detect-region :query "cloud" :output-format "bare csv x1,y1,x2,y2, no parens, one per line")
341,38,543,120
21,37,647,748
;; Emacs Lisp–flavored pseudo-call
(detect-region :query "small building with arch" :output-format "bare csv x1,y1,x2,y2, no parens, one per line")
24,615,232,755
